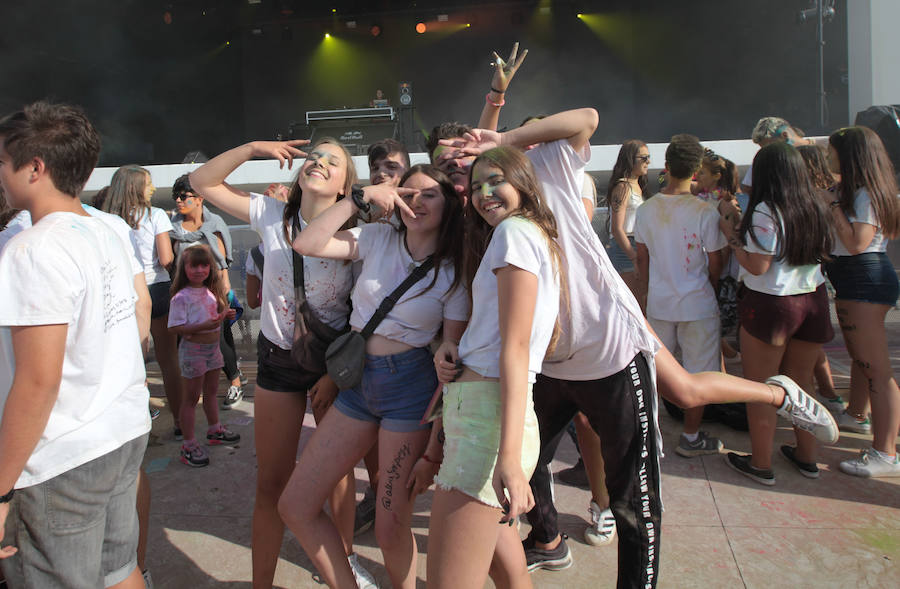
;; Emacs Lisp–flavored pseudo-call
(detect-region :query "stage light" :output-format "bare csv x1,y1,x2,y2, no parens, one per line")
370,24,381,37
324,33,331,39
577,13,583,18
332,8,336,13
466,23,471,27
416,22,426,34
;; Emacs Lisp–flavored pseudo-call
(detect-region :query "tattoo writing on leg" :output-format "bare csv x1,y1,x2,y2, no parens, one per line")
381,442,412,512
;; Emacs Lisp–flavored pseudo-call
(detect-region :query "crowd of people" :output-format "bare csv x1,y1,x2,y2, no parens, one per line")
0,44,897,589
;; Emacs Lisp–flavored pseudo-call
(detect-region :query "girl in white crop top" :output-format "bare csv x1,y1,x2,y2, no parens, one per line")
287,164,468,588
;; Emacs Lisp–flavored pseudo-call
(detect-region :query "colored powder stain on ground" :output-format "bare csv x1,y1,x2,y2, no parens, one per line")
854,530,900,555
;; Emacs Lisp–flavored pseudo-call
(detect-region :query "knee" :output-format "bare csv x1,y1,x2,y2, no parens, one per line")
374,513,409,553
276,489,314,531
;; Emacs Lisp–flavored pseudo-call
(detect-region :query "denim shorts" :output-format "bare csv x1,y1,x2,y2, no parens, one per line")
434,380,539,509
824,252,899,306
178,339,224,379
148,280,171,319
2,434,148,588
606,235,636,273
256,331,323,393
333,347,437,432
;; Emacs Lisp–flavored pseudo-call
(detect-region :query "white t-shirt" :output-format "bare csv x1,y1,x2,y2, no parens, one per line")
130,207,173,284
740,202,824,295
742,165,753,188
634,192,727,321
527,140,659,380
168,287,222,335
831,188,890,255
458,216,559,383
351,223,469,348
245,247,260,278
248,193,358,349
0,206,142,277
0,212,150,488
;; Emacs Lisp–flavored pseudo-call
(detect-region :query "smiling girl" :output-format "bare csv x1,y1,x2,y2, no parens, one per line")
189,138,371,587
282,164,468,589
425,147,563,589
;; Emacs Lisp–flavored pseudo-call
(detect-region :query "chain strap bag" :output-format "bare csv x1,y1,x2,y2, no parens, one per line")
326,256,434,390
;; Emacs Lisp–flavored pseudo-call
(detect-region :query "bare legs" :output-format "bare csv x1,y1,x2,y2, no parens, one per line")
835,300,900,455
150,316,181,426
251,386,356,588
179,370,219,443
427,488,532,589
739,328,821,469
573,413,608,509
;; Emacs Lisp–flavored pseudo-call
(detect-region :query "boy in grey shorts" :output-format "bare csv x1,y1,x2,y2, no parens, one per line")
0,102,150,588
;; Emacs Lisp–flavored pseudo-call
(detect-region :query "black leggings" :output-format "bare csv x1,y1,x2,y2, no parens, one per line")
526,354,661,589
219,323,240,382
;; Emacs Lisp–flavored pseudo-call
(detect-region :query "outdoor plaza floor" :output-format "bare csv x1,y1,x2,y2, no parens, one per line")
141,306,900,588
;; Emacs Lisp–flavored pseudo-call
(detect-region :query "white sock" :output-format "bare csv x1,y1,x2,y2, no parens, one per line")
683,431,699,443
872,448,897,462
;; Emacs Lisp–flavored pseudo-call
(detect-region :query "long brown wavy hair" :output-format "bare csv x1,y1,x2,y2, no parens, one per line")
464,147,568,355
102,165,151,229
829,126,900,239
170,244,228,311
281,137,358,245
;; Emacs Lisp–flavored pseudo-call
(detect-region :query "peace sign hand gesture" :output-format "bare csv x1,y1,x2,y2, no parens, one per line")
490,42,529,94
248,140,310,169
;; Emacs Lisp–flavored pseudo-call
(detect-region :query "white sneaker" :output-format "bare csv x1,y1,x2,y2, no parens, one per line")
770,375,839,444
837,410,872,434
223,385,243,410
840,448,900,478
584,501,616,546
814,393,845,416
348,552,378,589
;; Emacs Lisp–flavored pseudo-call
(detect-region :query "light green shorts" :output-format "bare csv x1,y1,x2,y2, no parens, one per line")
434,380,540,509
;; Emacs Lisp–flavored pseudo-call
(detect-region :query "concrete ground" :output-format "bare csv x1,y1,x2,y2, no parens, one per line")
141,307,900,588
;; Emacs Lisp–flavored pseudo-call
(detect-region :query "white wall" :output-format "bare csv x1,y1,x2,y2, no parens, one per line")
848,0,900,120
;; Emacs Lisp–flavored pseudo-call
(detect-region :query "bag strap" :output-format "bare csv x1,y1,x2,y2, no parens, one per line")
359,256,434,339
292,216,305,293
250,245,265,276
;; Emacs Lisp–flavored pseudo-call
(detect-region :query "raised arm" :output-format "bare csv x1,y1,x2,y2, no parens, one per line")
292,183,417,260
477,43,529,131
190,140,309,222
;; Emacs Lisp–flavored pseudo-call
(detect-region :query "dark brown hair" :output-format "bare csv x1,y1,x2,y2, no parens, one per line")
368,138,410,170
797,144,835,191
701,152,738,195
829,126,900,239
170,244,228,311
397,164,465,296
0,101,100,197
102,165,151,229
665,134,704,180
606,140,648,230
426,122,472,160
739,143,832,266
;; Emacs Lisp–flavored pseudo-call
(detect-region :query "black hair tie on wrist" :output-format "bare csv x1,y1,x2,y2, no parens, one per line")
490,86,505,94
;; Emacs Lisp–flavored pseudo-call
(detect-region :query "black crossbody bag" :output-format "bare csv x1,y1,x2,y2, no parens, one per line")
326,256,435,390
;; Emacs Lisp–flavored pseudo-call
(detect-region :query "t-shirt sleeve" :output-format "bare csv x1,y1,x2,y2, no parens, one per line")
356,222,389,261
633,203,647,244
442,280,471,322
0,237,80,326
527,140,588,205
249,192,280,237
744,206,779,256
488,219,546,277
245,251,258,277
849,189,879,228
152,207,174,235
742,166,753,187
701,204,727,251
167,292,188,327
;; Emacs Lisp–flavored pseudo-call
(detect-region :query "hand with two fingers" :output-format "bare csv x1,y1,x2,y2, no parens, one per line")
248,140,310,169
360,183,419,220
490,42,529,94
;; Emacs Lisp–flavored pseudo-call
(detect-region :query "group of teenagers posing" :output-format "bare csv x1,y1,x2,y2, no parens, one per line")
0,46,894,589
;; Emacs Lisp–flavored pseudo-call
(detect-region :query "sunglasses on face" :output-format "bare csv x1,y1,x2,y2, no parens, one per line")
172,193,194,202
635,155,651,163
704,149,720,162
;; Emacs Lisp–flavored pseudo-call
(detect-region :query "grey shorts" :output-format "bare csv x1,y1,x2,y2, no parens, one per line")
1,434,148,588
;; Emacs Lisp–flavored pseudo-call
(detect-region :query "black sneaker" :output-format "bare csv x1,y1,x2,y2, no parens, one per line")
779,445,819,479
223,385,243,410
556,458,589,489
181,443,210,468
354,487,377,536
522,533,573,572
174,427,183,441
206,426,240,445
726,452,775,486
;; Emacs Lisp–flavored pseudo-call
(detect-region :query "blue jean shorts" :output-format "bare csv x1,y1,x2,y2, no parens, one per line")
606,235,636,273
824,252,899,306
2,434,148,588
333,347,437,432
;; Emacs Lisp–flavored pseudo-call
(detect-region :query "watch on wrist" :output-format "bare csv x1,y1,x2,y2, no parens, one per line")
0,488,15,503
350,184,370,213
